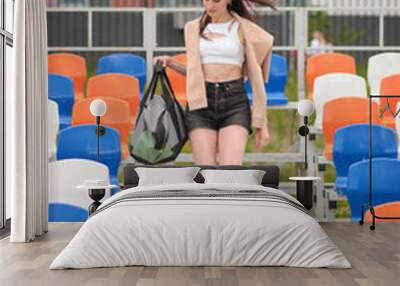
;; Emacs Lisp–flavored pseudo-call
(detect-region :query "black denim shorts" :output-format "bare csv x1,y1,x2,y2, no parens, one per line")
185,78,252,135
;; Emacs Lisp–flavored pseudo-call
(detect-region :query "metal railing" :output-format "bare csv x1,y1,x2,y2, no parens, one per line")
46,6,400,94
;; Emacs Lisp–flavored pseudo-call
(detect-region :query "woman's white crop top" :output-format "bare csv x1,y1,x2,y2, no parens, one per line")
199,20,245,67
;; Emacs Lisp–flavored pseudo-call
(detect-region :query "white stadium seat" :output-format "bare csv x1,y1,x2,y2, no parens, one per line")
313,73,367,130
48,100,59,160
368,53,400,95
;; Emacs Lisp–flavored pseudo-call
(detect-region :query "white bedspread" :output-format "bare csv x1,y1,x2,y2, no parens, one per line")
50,183,351,269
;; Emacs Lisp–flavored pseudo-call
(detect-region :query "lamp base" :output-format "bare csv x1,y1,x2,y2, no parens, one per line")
296,180,313,210
88,188,106,215
88,201,102,216
298,125,309,136
289,177,320,211
95,126,106,136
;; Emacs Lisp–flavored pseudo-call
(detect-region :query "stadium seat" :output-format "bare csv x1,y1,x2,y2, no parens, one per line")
379,74,400,129
48,100,59,160
49,159,110,222
87,73,140,122
48,74,74,130
347,158,400,221
72,97,133,159
56,125,121,193
48,53,87,101
166,53,187,107
322,97,380,160
306,53,356,100
333,124,397,195
364,201,400,223
245,53,289,106
313,73,367,130
111,0,154,6
367,52,400,96
395,102,400,139
96,53,146,96
111,0,143,6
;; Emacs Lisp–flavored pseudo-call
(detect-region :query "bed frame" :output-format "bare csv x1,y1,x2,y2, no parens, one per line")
123,164,280,189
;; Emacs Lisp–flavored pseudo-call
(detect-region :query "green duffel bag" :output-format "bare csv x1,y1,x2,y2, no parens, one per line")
129,62,187,165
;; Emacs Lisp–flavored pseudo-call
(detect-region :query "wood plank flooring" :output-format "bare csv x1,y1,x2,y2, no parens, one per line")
0,222,399,286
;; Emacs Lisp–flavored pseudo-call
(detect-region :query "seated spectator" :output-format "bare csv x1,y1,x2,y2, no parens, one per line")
308,30,333,56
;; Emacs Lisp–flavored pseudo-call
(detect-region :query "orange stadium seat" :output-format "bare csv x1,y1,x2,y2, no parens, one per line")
364,202,400,223
322,97,380,160
87,73,140,124
379,74,400,130
72,97,133,159
306,53,356,100
166,53,187,107
48,53,87,102
111,0,153,7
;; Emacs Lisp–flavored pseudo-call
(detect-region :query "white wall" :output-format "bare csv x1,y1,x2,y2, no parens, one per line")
6,44,12,220
4,0,14,220
6,0,14,32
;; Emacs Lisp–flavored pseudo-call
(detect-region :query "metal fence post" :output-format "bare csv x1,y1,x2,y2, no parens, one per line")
143,8,156,84
295,8,306,101
85,0,92,50
379,7,385,47
298,8,327,221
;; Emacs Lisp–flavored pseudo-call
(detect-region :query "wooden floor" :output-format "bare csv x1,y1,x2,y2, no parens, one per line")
0,223,399,286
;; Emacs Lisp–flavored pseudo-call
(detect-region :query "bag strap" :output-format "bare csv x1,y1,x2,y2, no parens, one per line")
159,72,175,108
136,61,162,123
140,61,163,107
158,68,186,140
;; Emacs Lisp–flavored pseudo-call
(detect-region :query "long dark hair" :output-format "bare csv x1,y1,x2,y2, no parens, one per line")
199,0,276,38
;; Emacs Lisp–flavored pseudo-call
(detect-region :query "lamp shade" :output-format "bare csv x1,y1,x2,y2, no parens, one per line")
90,99,107,117
298,99,314,117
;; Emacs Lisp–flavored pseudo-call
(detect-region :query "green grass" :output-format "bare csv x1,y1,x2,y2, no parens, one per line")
335,200,351,219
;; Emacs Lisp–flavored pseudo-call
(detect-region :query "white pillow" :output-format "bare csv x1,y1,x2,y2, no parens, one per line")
135,167,200,186
200,169,266,185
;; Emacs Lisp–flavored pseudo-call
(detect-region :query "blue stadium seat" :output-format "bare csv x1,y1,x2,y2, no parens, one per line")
49,203,88,222
333,124,397,195
56,125,121,194
347,158,400,221
48,74,74,130
246,54,289,106
96,53,146,96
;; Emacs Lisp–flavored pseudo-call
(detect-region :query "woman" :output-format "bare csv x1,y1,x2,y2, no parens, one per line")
154,0,275,165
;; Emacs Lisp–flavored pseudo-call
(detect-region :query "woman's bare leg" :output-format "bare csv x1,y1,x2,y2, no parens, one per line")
189,128,218,165
218,125,249,165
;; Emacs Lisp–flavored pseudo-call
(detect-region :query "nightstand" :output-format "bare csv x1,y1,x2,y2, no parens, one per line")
289,177,321,210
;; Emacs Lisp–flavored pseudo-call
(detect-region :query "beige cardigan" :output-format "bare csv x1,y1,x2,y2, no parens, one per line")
184,12,274,128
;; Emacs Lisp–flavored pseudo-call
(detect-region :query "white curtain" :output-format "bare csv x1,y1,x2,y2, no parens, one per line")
8,0,48,242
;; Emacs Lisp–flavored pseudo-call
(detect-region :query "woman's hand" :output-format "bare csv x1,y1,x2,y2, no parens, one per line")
152,55,171,68
255,126,270,150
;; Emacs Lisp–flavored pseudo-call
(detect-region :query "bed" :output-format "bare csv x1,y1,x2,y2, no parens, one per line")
50,165,351,269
